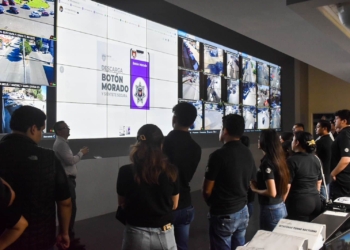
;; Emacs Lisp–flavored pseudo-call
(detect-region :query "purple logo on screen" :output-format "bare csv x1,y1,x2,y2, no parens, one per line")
130,59,149,110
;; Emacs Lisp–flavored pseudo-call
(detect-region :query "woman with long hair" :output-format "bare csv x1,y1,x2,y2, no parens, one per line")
285,131,322,222
250,129,290,231
117,124,179,250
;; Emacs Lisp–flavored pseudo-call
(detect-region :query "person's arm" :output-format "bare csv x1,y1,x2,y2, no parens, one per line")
250,179,277,197
202,178,215,203
54,142,87,166
0,215,28,250
317,180,322,192
282,184,291,202
331,157,350,180
56,198,71,249
172,194,179,210
0,178,15,207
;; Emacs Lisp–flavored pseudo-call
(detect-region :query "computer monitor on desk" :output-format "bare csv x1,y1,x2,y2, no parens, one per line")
324,229,350,250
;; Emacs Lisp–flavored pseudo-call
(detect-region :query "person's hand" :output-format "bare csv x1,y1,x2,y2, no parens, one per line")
250,180,258,192
56,233,70,249
80,146,89,155
331,173,336,181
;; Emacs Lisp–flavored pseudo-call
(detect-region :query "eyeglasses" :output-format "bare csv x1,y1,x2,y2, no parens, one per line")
58,126,70,130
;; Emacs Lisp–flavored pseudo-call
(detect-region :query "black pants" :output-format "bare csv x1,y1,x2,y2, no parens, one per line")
286,194,321,222
67,176,77,238
330,181,350,200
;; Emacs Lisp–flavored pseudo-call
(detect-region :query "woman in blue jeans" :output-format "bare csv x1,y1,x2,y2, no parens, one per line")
117,124,179,250
250,129,291,231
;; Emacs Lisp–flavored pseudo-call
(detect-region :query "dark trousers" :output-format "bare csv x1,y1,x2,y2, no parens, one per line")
286,194,321,222
67,176,77,238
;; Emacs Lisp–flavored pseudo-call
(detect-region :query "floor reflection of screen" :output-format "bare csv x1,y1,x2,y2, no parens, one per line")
2,86,47,133
225,104,241,116
204,102,223,130
227,79,239,104
203,45,223,75
257,84,269,107
207,75,221,102
258,108,270,129
226,53,239,79
182,70,200,100
243,106,256,130
242,57,256,83
179,99,203,130
242,82,256,106
270,108,281,129
257,62,269,86
270,88,281,108
180,38,200,71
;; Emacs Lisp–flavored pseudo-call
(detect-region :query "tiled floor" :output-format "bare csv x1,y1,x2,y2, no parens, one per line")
73,190,260,249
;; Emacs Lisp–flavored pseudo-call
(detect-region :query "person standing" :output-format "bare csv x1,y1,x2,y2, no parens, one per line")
286,132,322,222
0,106,72,250
250,129,290,231
315,120,333,199
292,123,304,133
330,110,350,200
202,114,256,250
163,102,201,250
117,124,179,250
53,121,89,248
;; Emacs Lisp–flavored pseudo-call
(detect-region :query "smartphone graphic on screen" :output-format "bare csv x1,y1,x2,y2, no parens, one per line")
130,49,150,110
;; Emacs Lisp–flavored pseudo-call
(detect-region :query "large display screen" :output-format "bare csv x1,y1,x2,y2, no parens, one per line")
0,0,283,138
203,44,223,75
204,102,223,130
257,107,270,129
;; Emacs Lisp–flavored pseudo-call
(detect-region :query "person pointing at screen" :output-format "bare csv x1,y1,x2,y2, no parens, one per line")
53,121,89,250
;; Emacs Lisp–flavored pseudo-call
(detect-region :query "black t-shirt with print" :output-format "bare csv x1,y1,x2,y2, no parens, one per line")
117,164,179,228
287,152,322,197
316,134,333,184
205,140,256,215
331,126,350,195
257,156,283,206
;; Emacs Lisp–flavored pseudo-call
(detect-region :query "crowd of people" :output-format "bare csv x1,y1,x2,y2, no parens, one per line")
1,105,350,250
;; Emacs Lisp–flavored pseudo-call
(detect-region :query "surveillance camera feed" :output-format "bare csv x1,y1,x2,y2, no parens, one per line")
242,57,256,83
204,102,223,130
270,66,281,89
206,75,221,102
270,88,281,108
227,79,239,104
225,104,241,115
257,84,269,107
270,107,281,129
243,105,256,130
258,107,270,129
203,44,223,75
179,99,203,130
180,37,200,71
0,0,55,87
2,86,47,133
226,52,239,80
182,70,200,100
242,81,256,106
257,62,269,86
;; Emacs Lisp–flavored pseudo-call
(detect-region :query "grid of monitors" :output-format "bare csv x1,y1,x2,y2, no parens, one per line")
178,32,282,133
0,0,56,136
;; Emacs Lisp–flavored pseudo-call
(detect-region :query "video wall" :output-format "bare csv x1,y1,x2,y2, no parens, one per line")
0,0,281,139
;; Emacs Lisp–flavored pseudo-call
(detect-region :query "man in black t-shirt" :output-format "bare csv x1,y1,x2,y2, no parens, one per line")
330,110,350,200
163,102,201,250
315,120,333,199
0,106,72,250
202,114,256,250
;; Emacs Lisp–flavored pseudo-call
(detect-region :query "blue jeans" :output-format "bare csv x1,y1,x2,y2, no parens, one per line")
173,205,195,250
208,205,249,250
122,224,177,250
260,202,287,231
247,202,254,218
